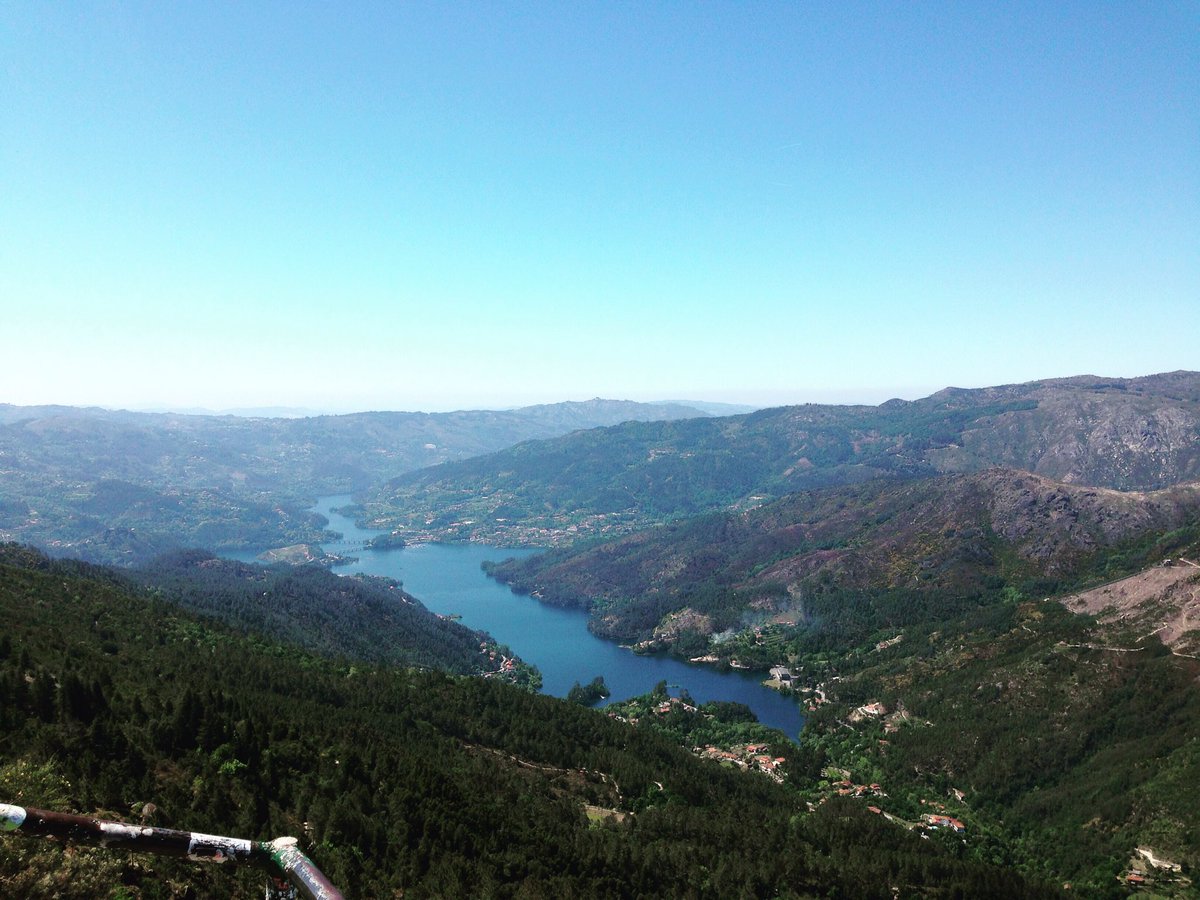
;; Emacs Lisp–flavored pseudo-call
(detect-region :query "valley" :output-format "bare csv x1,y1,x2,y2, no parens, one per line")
0,547,1061,898
485,467,1200,658
302,496,806,736
2,372,1200,897
0,399,710,566
8,5,1193,895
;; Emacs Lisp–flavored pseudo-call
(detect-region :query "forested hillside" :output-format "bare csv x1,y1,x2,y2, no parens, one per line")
794,592,1200,897
360,372,1200,546
478,467,1200,895
129,550,539,683
4,373,1198,897
0,399,706,565
0,546,1059,898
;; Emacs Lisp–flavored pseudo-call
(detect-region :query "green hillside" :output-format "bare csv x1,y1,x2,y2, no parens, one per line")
129,549,538,684
486,471,1200,896
791,593,1200,897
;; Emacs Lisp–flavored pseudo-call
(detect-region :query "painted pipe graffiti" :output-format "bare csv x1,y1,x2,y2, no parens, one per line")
0,803,342,900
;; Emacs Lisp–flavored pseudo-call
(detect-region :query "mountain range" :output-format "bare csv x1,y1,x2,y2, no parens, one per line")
358,371,1200,546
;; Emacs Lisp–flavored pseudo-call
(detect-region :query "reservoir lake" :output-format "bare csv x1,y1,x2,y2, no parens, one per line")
306,497,804,740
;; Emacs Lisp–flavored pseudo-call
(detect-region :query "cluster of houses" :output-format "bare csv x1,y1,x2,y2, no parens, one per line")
848,700,888,723
653,695,699,715
915,798,967,833
764,665,796,689
478,642,517,676
813,777,972,839
921,813,967,833
606,694,702,728
605,697,788,782
832,779,886,799
695,743,787,782
1123,847,1185,889
802,686,830,711
845,698,918,734
410,509,633,547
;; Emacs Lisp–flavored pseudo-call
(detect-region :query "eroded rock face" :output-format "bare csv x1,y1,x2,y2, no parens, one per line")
653,607,716,641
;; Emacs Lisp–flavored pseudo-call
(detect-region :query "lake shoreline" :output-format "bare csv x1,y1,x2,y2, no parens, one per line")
305,496,806,740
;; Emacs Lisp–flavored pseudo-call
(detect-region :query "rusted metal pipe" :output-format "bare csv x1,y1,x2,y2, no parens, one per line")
1,803,343,900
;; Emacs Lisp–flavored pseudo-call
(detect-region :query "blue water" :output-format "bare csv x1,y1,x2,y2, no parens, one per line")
275,497,804,740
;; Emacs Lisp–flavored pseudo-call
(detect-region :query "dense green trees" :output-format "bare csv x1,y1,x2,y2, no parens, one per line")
790,596,1200,896
129,549,538,683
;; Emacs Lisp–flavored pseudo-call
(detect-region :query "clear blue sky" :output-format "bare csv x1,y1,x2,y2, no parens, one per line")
2,2,1196,412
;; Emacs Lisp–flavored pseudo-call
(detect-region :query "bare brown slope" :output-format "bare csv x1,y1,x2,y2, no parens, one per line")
1061,559,1200,654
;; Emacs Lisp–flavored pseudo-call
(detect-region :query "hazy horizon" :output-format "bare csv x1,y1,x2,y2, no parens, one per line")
2,385,912,416
5,367,1195,420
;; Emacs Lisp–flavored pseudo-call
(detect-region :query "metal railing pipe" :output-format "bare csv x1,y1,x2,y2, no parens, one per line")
1,803,343,899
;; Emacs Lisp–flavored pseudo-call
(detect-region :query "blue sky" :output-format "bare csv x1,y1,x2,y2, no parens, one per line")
2,2,1196,412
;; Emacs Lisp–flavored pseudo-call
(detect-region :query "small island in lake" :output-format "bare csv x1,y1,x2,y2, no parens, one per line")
256,543,353,567
365,533,407,550
567,675,611,706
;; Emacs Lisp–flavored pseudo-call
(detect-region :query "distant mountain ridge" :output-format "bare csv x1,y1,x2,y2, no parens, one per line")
0,397,710,485
659,399,761,416
0,398,708,565
359,371,1200,545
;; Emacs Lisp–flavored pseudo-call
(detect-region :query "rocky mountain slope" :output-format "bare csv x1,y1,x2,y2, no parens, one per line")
488,468,1200,649
923,371,1200,487
361,372,1200,546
